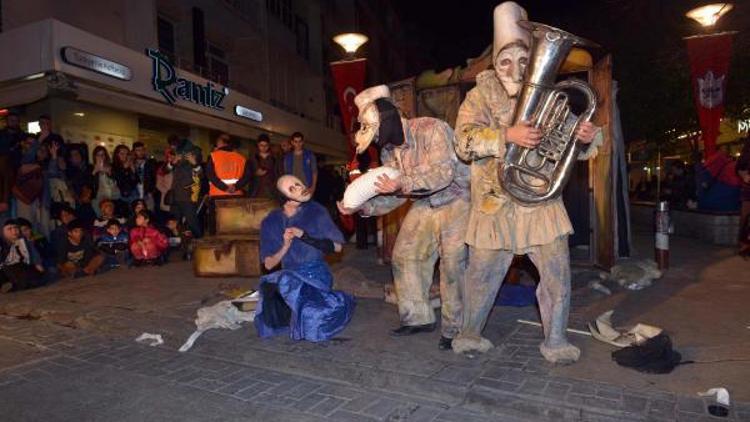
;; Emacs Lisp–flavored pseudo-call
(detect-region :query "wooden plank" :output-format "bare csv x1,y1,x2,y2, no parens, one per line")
590,54,615,269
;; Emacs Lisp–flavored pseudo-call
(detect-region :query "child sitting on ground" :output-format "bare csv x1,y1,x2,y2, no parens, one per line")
129,210,168,266
160,215,193,261
96,219,130,269
56,219,105,278
93,198,125,239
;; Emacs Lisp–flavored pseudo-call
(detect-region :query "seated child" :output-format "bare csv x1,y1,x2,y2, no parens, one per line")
0,219,45,293
96,219,130,269
93,199,125,239
127,199,148,229
160,215,192,261
129,210,168,265
75,185,98,229
16,217,52,267
56,219,105,278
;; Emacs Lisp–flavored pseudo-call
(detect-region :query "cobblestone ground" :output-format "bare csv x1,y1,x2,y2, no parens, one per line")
0,233,748,421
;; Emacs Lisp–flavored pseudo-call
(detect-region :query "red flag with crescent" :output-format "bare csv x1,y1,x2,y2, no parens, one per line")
330,58,367,159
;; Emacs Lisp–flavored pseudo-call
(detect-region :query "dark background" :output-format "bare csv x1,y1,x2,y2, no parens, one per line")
392,0,750,145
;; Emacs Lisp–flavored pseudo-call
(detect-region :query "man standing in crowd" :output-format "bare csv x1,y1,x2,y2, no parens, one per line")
205,133,252,234
166,135,204,239
132,142,158,210
452,2,599,363
206,133,252,197
283,132,317,195
36,115,65,149
251,134,277,200
0,112,26,213
338,85,470,350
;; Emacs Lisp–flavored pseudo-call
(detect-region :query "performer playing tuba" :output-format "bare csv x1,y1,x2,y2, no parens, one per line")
453,1,601,363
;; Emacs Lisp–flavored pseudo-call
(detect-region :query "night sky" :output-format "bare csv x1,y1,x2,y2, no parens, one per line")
392,0,750,142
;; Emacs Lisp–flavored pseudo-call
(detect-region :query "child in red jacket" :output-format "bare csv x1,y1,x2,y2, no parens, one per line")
129,211,168,265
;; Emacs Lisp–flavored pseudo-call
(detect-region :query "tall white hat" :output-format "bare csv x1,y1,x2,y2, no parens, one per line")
354,85,390,113
492,2,530,60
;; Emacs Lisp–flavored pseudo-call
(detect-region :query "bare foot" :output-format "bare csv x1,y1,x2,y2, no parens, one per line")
452,334,494,356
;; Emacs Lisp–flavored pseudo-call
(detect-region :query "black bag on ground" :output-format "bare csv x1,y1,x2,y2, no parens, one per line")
611,333,682,374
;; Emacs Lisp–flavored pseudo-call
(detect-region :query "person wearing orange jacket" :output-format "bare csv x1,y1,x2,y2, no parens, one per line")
205,133,253,234
206,133,252,197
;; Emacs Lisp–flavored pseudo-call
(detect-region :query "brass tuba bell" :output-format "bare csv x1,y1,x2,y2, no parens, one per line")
500,21,599,205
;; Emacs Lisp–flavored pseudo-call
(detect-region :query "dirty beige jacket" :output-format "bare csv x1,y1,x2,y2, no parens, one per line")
455,70,600,252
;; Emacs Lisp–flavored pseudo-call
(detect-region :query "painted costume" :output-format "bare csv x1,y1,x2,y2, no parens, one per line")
453,2,601,363
255,201,354,341
355,86,470,339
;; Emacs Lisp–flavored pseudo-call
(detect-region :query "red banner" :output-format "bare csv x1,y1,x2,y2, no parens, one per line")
685,32,734,159
330,58,367,159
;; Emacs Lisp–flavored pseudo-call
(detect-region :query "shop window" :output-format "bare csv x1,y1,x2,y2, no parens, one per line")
207,42,230,85
157,15,176,59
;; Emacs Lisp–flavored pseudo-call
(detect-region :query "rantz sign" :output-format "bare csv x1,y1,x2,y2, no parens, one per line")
147,49,227,110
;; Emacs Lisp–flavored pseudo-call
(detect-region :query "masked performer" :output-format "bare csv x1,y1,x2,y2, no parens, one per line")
254,175,354,342
453,2,600,363
338,85,470,350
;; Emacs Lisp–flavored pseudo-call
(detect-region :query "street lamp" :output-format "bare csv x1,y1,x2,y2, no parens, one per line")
686,3,733,28
333,33,369,59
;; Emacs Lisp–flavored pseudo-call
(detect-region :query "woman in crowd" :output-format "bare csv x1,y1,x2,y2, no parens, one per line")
91,146,119,214
65,144,93,200
112,145,139,214
154,148,175,224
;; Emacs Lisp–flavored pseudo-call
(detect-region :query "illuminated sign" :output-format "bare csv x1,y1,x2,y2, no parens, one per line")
61,47,132,81
146,48,227,110
234,105,263,122
739,119,750,133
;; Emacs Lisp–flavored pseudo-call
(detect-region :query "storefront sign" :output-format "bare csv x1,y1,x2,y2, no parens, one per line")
61,47,132,81
234,105,263,122
146,48,227,110
739,118,750,133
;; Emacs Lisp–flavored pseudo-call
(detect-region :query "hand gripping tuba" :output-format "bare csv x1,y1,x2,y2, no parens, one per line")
500,21,598,205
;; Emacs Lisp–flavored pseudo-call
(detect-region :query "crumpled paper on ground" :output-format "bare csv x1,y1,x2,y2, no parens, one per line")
179,291,259,352
135,333,164,347
588,310,662,347
699,387,731,406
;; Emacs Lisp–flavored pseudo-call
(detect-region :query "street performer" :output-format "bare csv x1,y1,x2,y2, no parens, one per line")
338,85,470,350
452,1,601,363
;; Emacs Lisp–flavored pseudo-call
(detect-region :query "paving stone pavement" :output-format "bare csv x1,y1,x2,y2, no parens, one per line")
0,312,747,422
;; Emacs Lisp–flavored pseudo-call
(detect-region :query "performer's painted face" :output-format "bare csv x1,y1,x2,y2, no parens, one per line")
355,103,380,154
494,43,529,97
277,175,312,203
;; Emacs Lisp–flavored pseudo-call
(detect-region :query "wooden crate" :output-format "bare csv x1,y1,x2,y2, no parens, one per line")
193,235,261,277
214,197,276,235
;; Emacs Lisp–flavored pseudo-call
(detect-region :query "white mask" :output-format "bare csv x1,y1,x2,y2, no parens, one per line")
277,175,312,203
354,104,380,154
494,44,529,97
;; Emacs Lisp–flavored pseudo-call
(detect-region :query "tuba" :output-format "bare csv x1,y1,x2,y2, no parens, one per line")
500,21,598,205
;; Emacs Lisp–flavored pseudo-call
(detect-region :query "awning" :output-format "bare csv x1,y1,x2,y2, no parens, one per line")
0,78,48,109
72,80,348,160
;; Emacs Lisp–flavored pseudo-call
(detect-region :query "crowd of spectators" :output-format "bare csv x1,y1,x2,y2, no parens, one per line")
0,111,346,294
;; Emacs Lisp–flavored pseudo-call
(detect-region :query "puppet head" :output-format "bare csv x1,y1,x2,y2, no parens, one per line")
353,85,404,154
492,2,530,97
277,175,312,204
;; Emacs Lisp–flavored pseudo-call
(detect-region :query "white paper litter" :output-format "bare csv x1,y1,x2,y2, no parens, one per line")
588,310,662,347
179,291,259,352
699,387,731,406
135,333,164,347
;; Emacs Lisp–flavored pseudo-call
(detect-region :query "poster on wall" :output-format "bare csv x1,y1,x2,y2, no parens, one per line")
416,85,462,128
389,78,417,119
61,126,134,158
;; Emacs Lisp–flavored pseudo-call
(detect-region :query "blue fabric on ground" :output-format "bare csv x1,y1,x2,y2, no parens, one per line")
254,260,355,342
495,283,537,307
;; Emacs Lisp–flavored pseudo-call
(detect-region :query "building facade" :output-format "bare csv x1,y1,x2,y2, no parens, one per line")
0,0,355,160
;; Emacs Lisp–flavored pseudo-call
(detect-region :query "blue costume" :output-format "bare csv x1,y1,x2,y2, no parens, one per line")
255,201,354,341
